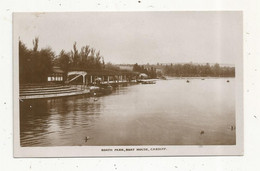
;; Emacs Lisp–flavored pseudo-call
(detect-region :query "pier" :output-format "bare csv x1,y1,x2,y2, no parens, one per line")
19,84,90,100
66,69,138,86
19,69,139,100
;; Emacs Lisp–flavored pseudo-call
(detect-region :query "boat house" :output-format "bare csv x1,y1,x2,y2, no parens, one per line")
66,69,139,85
47,66,65,82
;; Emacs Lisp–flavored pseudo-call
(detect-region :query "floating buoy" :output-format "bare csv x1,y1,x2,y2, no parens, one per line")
230,125,236,131
85,136,90,142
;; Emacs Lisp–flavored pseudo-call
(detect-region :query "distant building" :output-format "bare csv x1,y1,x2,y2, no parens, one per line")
47,66,64,82
154,67,163,73
139,73,148,79
118,65,133,71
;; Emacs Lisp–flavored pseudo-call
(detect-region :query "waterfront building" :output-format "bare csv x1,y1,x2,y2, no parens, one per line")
67,69,139,85
47,66,65,82
139,73,148,79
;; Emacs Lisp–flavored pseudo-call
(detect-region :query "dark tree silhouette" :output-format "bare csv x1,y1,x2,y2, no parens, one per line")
19,38,54,83
163,63,235,77
133,63,157,78
57,50,70,80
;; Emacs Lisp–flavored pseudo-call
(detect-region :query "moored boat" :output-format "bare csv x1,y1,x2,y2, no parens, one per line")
140,80,156,84
99,84,113,94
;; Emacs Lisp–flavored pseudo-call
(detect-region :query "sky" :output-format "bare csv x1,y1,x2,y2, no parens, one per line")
14,12,242,65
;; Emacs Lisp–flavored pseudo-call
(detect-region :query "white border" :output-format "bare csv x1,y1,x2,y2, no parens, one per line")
2,0,260,170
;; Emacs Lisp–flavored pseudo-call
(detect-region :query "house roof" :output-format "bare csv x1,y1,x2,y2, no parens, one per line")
69,68,139,76
52,66,64,74
139,73,148,77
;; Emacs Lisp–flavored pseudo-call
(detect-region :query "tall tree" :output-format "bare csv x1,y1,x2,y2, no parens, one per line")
19,40,32,83
58,50,70,80
19,38,54,83
72,42,80,67
32,37,39,52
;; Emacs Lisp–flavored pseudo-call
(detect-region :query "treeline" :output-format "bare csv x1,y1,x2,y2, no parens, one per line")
163,63,235,77
104,62,121,71
133,63,157,78
19,38,105,83
54,42,105,74
19,38,54,83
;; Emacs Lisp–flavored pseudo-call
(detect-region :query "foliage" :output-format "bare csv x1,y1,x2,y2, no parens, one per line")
163,63,235,77
19,37,234,85
133,63,157,78
19,38,108,84
57,42,105,71
19,38,54,83
105,62,121,71
56,50,70,80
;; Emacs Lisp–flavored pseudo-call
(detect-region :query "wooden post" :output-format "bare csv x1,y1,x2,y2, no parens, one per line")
82,75,85,85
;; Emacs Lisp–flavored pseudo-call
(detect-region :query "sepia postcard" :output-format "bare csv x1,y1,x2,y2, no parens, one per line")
13,11,243,157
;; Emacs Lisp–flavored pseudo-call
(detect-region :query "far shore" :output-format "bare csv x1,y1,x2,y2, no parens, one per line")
164,76,235,80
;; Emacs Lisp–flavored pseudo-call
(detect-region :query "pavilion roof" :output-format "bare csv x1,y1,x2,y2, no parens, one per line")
52,66,64,74
69,68,139,76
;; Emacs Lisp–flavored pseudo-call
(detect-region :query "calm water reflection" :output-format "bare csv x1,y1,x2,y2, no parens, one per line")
20,78,235,146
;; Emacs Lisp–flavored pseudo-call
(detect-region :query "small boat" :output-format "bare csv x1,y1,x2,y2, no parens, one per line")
160,76,167,80
89,86,100,92
141,80,156,84
230,125,236,131
99,84,113,94
85,136,90,142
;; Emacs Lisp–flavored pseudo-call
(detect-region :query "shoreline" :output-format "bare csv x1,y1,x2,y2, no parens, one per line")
19,81,138,100
19,77,234,100
164,76,235,80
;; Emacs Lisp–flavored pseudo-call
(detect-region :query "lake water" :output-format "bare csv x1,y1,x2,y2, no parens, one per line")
20,78,236,146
